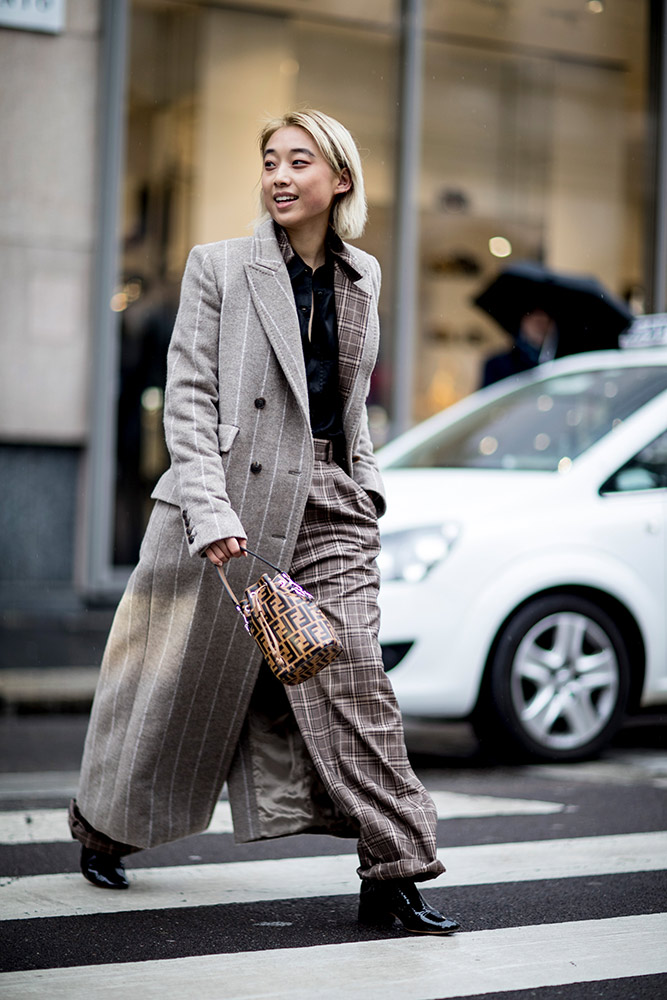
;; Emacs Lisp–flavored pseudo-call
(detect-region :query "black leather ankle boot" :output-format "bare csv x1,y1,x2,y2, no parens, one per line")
358,879,460,935
80,847,129,889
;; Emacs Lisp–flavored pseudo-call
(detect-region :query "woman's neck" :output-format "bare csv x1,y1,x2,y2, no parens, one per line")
284,220,329,271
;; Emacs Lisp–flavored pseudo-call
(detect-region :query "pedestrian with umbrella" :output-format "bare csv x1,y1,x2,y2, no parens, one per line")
474,261,634,387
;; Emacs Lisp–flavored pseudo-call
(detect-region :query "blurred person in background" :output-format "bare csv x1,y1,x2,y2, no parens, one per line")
482,306,558,386
476,261,633,388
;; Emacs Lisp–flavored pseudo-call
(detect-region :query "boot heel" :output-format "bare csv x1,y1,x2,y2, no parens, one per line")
358,899,395,929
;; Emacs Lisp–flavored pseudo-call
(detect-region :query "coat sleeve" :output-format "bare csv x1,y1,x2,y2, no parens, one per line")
163,244,246,556
352,410,386,517
350,254,387,518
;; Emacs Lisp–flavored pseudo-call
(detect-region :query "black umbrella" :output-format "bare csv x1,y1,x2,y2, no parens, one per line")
473,261,634,354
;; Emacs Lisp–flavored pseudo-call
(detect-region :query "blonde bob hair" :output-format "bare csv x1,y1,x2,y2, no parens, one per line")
258,109,367,240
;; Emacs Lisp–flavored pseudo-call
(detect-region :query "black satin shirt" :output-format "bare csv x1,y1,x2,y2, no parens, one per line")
286,250,347,468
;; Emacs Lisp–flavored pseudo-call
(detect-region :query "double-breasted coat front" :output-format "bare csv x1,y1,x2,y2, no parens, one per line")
76,219,388,850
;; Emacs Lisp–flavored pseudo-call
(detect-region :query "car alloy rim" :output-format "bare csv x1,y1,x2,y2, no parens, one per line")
510,611,620,751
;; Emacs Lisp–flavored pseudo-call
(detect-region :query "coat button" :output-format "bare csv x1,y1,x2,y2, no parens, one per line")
254,397,266,409
250,461,262,474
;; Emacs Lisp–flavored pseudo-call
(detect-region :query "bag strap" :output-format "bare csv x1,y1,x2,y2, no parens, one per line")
216,564,241,606
215,546,283,608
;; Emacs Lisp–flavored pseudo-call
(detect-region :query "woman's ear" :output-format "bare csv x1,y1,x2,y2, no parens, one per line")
335,167,352,194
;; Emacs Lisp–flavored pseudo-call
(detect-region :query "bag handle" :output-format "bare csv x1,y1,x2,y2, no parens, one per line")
215,546,283,607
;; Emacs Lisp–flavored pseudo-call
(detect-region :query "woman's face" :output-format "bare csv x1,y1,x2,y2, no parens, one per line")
261,126,350,233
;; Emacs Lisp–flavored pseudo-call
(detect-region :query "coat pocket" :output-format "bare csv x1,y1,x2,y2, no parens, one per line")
217,423,240,453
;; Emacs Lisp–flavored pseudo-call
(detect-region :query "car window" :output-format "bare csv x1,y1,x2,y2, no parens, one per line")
387,366,667,472
601,430,667,493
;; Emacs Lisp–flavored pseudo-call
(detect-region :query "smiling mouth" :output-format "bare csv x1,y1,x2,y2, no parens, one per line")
274,195,298,203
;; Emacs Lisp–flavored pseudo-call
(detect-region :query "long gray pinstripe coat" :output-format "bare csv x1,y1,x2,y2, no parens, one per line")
76,219,388,849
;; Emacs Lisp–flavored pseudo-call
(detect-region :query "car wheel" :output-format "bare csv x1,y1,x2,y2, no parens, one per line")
473,594,631,762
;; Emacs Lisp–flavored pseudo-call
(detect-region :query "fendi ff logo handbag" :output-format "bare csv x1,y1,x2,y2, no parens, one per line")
217,549,343,685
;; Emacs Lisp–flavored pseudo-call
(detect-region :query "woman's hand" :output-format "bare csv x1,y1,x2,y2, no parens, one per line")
205,537,247,566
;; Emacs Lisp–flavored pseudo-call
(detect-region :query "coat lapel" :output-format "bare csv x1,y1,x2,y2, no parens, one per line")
244,221,309,423
332,244,378,440
334,261,371,406
244,220,378,436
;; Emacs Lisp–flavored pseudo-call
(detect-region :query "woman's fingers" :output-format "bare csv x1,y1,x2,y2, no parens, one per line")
204,542,225,565
225,537,248,559
205,537,247,565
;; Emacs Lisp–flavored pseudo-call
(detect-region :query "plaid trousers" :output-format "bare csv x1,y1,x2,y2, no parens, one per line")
70,440,444,883
285,440,445,882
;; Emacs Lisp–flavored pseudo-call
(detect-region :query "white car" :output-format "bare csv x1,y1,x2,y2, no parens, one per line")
377,347,667,762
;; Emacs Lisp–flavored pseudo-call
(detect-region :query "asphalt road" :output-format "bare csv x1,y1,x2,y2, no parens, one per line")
0,711,665,999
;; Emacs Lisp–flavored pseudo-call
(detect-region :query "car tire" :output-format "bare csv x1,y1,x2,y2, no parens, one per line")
473,594,631,762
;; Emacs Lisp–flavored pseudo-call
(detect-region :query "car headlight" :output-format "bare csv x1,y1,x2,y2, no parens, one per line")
378,523,460,583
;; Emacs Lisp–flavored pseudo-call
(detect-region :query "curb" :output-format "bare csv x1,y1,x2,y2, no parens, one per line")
0,668,99,714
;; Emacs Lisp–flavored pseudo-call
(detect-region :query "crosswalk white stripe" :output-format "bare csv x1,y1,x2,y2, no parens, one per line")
1,912,665,999
0,791,564,845
1,831,664,921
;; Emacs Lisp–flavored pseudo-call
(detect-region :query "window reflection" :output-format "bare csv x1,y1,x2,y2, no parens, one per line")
602,430,667,493
387,368,667,472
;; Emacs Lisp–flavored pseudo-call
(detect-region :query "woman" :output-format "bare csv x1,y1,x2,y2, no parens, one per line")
70,110,460,936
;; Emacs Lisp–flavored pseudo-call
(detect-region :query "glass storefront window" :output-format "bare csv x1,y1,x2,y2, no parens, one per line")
111,0,651,566
416,0,649,419
112,0,398,564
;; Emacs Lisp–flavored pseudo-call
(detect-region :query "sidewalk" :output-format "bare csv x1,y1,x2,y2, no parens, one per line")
0,600,113,713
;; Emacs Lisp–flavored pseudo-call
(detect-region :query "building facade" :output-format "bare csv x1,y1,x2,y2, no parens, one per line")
1,0,666,609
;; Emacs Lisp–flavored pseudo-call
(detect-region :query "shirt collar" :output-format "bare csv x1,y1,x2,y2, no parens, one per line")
273,222,363,282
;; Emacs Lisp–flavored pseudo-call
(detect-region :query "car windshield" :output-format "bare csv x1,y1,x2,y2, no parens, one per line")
387,366,667,472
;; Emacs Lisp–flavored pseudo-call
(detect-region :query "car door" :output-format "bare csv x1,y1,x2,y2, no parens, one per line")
599,428,667,703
